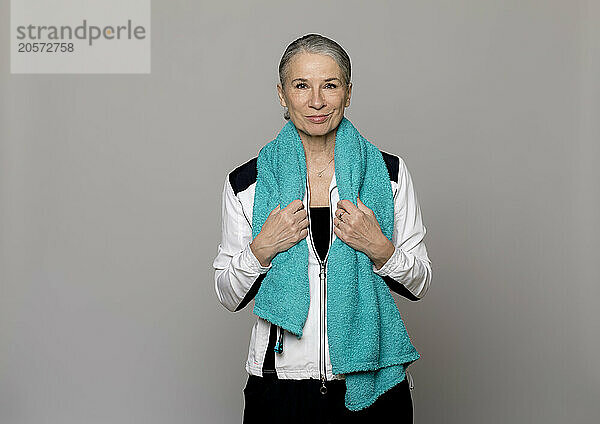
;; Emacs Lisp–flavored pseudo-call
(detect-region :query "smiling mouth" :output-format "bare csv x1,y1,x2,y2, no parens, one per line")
306,113,331,123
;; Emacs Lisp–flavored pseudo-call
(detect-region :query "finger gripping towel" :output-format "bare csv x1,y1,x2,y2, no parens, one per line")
251,116,420,411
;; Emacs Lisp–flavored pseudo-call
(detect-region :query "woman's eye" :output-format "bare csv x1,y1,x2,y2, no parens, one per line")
294,82,337,89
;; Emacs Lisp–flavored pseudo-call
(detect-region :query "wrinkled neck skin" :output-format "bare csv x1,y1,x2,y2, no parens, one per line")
297,122,338,165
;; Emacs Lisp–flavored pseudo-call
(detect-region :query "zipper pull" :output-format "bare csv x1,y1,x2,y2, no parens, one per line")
320,376,327,395
274,326,284,354
319,263,326,281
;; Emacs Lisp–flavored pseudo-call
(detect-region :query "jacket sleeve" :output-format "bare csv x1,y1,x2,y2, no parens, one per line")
213,175,272,312
373,156,433,301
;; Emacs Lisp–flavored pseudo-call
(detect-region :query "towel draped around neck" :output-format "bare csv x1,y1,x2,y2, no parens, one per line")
251,116,420,411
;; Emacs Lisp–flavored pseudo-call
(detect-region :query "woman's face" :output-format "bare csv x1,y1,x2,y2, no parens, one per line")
277,52,352,138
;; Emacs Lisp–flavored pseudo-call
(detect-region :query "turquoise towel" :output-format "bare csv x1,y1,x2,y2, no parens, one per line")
252,116,420,411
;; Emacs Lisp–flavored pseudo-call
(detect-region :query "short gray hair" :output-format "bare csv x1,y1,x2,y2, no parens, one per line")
279,33,351,120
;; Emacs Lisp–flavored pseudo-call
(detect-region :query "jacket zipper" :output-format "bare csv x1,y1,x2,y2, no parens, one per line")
306,174,336,395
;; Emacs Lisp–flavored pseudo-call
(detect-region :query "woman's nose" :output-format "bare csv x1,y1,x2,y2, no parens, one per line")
309,88,325,108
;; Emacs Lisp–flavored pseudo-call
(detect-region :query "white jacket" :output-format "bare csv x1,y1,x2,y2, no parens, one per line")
213,151,432,390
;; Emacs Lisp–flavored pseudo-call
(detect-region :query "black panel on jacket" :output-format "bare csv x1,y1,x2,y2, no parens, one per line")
382,275,420,301
234,273,267,312
381,151,400,183
229,157,258,195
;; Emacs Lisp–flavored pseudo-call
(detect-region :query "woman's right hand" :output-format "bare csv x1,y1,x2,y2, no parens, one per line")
250,199,309,267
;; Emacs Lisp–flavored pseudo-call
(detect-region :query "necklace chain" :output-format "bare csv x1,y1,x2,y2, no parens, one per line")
309,156,334,177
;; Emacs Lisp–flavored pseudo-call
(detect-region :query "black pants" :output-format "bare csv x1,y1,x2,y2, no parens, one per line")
242,374,413,424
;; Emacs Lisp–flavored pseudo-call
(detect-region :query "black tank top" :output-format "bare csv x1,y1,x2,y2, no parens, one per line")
309,206,330,262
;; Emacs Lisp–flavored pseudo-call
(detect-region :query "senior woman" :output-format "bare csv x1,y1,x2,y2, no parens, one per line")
213,34,432,423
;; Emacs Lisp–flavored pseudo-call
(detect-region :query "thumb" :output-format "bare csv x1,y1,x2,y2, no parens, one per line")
356,196,371,213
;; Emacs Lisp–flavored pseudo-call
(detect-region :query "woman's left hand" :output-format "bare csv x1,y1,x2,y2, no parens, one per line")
333,196,395,270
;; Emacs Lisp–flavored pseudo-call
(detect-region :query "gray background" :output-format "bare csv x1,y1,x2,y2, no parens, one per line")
1,1,599,423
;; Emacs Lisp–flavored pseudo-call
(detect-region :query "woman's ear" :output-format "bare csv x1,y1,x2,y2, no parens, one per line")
276,83,287,108
345,82,352,107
